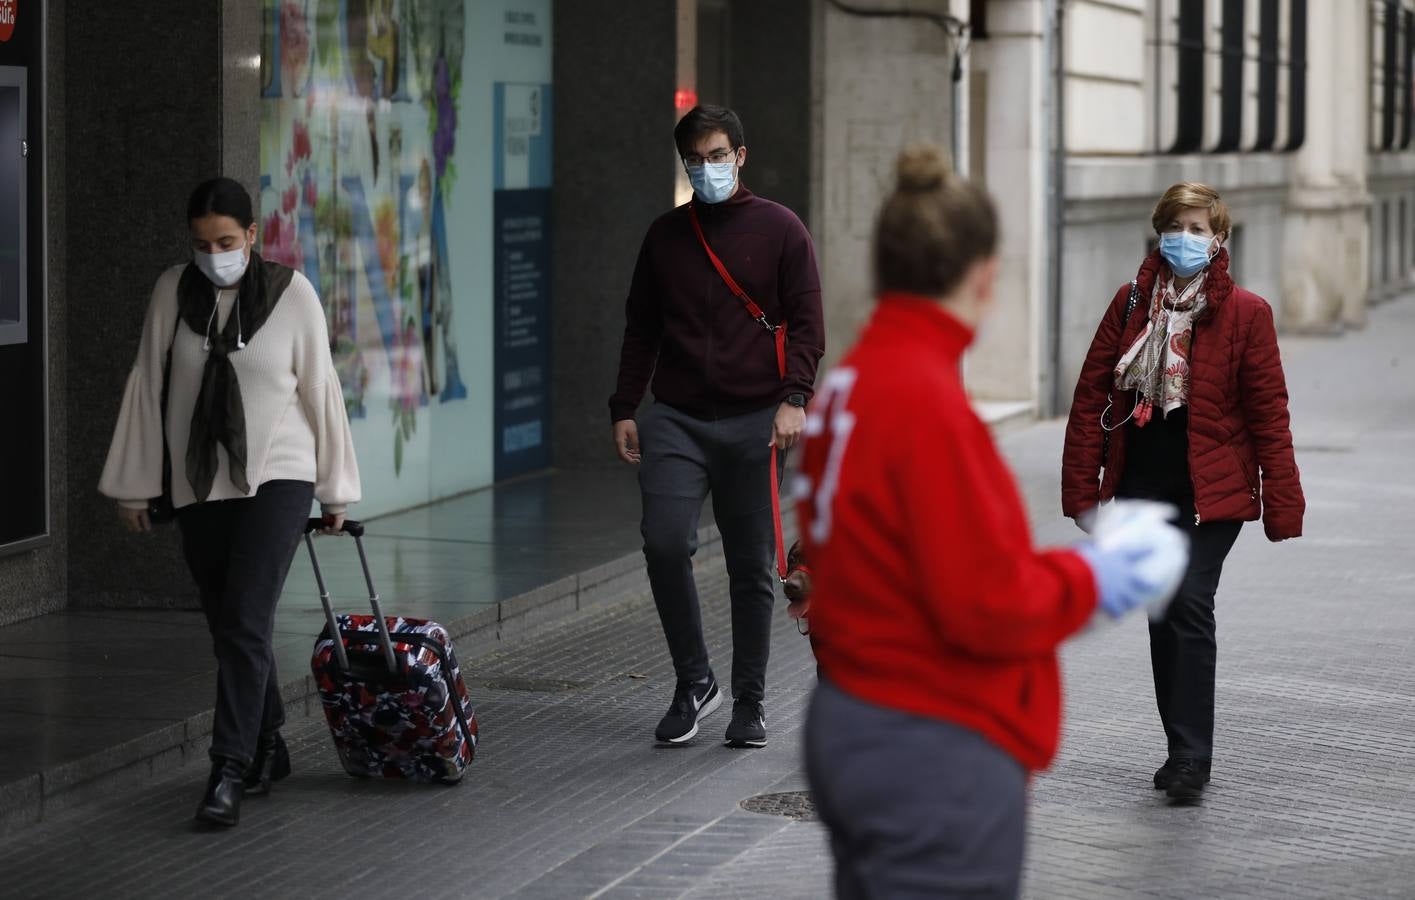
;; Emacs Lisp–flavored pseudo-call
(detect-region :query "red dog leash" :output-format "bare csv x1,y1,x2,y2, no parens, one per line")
689,204,790,583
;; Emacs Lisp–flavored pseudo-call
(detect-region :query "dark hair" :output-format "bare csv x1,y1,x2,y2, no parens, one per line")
873,144,997,297
187,177,254,229
673,105,745,157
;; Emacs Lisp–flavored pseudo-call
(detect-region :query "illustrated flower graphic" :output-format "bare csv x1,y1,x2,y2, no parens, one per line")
285,119,313,177
396,319,425,413
280,1,311,97
432,56,457,182
374,201,400,298
292,119,312,161
260,210,303,269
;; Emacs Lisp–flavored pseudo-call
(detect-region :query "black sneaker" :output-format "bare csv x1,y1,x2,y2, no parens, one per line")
724,700,767,748
654,676,722,744
1165,758,1210,800
1154,757,1211,790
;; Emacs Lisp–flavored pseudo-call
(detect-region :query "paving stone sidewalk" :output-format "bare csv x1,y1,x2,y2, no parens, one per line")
0,563,829,900
2,295,1414,899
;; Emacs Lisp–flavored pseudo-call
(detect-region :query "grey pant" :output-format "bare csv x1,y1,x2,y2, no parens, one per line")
637,402,781,703
806,680,1028,900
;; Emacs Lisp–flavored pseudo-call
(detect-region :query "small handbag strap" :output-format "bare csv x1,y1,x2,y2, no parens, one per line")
1123,278,1141,323
688,203,790,582
160,306,182,416
1101,279,1142,461
768,447,787,582
158,308,183,491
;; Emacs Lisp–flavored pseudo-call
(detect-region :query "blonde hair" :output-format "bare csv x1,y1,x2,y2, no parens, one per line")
873,144,997,297
1152,182,1232,238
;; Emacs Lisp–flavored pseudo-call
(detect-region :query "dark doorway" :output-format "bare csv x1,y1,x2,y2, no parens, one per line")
0,2,44,553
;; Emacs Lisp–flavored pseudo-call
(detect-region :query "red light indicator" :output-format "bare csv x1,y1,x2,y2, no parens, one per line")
674,89,699,110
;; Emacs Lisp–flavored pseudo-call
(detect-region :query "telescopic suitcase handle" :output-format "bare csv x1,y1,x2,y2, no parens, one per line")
303,519,397,674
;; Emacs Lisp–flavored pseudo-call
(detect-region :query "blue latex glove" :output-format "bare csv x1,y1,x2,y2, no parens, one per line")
1077,542,1161,618
1076,501,1190,620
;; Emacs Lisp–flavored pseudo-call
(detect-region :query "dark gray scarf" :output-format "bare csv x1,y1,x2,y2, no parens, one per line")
176,253,295,501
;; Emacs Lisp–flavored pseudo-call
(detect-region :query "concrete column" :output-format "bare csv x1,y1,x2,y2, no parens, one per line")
549,1,678,467
967,0,1047,405
221,0,264,204
64,2,238,608
1280,0,1370,333
727,0,813,228
812,0,957,372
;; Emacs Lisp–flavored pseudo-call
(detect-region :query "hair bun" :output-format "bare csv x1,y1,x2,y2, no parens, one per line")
895,144,950,192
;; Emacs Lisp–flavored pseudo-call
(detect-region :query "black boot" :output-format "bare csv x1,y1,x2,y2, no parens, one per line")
1154,757,1211,791
243,731,291,795
1165,758,1211,801
196,758,246,827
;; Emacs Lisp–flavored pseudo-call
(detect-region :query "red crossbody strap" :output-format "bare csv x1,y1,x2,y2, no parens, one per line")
690,203,790,581
690,204,769,321
769,446,788,580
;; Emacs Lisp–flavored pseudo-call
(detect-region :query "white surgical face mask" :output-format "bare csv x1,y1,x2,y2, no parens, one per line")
195,242,250,287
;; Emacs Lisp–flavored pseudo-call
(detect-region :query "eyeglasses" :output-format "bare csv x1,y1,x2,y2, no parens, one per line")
682,147,738,167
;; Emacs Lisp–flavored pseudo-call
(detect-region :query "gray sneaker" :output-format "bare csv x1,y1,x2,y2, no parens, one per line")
724,699,767,748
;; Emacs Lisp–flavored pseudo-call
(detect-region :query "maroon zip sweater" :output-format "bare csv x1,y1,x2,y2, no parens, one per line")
608,187,825,423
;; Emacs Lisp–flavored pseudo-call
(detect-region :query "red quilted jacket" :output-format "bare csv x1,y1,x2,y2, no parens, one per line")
1061,249,1304,541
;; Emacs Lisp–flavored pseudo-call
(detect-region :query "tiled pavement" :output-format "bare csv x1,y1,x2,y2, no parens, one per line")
0,466,700,826
0,564,831,900
2,293,1414,898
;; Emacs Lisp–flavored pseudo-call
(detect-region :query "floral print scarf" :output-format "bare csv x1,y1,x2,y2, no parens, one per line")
1113,271,1207,427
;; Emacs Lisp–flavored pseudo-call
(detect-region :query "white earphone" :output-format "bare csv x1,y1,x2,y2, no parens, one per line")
202,292,246,351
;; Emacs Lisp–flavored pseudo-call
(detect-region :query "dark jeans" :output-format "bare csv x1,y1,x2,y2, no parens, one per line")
178,480,314,767
637,402,781,704
1118,432,1242,763
806,680,1027,900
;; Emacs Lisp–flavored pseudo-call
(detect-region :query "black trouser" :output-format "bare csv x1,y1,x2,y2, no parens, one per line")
637,402,781,704
806,680,1027,900
1147,515,1241,762
178,480,314,767
1119,410,1241,762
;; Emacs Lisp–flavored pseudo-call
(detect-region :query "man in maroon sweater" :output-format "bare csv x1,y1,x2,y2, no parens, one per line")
609,105,825,747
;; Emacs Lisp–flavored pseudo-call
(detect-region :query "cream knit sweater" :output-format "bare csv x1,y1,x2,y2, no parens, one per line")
100,264,361,515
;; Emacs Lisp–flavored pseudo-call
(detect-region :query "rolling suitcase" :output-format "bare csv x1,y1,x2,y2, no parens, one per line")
304,519,478,783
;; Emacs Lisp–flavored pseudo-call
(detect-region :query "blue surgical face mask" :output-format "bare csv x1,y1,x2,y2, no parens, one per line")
687,161,738,204
1159,231,1217,278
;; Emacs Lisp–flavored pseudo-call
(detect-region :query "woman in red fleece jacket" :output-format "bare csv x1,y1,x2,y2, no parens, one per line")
1061,182,1304,801
797,146,1185,900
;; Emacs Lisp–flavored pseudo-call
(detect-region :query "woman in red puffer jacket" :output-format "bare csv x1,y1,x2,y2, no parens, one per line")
1061,182,1304,801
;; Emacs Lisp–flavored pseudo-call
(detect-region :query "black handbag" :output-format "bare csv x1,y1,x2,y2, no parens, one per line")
146,313,184,524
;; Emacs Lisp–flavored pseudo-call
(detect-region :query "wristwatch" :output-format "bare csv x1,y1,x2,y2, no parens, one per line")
785,392,808,408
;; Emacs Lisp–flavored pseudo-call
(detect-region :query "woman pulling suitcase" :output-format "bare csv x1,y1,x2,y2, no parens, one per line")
100,177,361,827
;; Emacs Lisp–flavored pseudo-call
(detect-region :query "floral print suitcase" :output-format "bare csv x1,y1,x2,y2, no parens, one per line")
302,521,478,784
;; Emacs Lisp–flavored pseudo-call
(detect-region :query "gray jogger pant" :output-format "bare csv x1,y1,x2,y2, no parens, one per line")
806,679,1028,900
637,402,782,703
